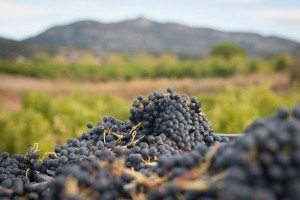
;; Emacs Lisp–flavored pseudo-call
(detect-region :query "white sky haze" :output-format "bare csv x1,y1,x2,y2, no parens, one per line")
0,0,299,42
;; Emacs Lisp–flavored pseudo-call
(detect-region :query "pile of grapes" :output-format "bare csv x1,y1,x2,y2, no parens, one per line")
0,88,300,200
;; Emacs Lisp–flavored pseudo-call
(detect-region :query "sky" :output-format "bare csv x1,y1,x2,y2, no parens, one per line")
0,0,300,42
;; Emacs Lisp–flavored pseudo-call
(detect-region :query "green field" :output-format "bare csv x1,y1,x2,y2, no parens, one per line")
0,44,298,156
0,53,289,81
1,84,299,155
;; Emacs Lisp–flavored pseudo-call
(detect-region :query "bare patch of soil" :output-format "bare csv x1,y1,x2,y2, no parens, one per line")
0,73,289,111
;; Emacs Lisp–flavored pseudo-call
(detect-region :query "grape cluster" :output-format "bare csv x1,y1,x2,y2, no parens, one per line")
149,143,208,179
38,88,229,175
48,144,209,200
48,159,132,200
214,105,300,200
42,116,133,175
149,105,300,200
0,145,50,199
129,88,228,151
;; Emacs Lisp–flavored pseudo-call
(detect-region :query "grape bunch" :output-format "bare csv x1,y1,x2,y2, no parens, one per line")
38,88,229,175
149,143,208,179
214,105,300,200
129,87,228,151
148,105,300,200
42,116,134,175
47,143,210,200
48,158,132,200
0,145,51,199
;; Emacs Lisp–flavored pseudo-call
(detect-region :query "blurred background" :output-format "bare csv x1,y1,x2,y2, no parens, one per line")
0,0,300,154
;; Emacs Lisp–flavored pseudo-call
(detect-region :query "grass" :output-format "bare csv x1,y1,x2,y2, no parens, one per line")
0,54,289,81
0,72,298,155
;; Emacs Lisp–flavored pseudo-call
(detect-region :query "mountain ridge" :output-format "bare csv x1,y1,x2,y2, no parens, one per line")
1,17,300,59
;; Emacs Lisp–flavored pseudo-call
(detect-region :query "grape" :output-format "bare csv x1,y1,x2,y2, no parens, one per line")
87,122,94,129
292,104,300,119
1,179,12,188
1,152,9,160
59,156,68,164
31,152,39,160
12,178,23,195
166,87,174,93
33,163,41,171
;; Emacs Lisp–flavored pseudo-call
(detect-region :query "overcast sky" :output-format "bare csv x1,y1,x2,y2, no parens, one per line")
0,0,300,42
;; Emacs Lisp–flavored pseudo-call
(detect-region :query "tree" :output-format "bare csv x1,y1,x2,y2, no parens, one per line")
210,42,246,59
272,54,290,71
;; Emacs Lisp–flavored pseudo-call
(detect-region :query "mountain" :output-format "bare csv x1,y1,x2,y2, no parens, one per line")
0,37,34,60
0,37,16,43
23,17,300,57
0,37,63,60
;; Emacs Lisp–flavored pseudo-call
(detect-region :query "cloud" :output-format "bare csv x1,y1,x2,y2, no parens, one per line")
0,1,49,18
241,8,300,25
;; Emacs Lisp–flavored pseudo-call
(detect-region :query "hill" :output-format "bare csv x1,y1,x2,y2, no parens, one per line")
0,37,62,60
1,17,300,60
23,17,300,57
